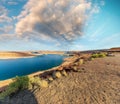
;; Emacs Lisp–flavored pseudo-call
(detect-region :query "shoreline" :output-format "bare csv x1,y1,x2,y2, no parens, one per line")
0,55,66,87
0,53,66,87
0,65,60,88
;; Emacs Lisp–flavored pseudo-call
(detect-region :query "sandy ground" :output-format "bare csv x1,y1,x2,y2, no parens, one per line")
1,53,120,104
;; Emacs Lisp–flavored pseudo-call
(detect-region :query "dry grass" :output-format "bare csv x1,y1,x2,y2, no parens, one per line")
53,71,62,79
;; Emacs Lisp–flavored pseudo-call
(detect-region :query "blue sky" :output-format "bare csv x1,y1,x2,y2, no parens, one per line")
0,0,120,51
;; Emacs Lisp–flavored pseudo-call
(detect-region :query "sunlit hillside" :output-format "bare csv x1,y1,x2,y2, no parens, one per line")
0,52,34,59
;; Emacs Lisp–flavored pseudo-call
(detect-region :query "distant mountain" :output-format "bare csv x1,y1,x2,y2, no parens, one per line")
0,52,34,59
110,47,120,51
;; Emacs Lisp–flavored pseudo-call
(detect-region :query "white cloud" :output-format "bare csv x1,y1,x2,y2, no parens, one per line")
16,0,100,44
0,5,14,36
0,0,26,5
0,6,12,23
0,6,7,15
0,14,12,23
0,34,16,42
0,0,105,49
0,25,13,34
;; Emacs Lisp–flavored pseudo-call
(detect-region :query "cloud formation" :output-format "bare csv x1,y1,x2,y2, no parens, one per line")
0,25,13,34
0,0,26,5
7,1,18,5
15,0,102,46
0,6,12,23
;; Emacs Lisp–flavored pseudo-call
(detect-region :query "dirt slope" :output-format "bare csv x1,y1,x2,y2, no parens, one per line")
1,54,120,104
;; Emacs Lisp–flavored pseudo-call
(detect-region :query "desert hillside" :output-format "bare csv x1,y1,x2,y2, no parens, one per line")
0,52,35,59
34,51,64,55
110,47,120,51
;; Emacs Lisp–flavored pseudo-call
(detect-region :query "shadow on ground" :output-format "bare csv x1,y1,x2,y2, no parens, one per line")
0,89,38,104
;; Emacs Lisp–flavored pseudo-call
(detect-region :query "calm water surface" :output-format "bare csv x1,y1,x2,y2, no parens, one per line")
0,54,64,80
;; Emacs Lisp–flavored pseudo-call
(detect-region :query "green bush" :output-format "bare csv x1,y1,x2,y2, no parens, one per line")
91,53,99,58
29,77,48,88
0,76,29,99
30,77,40,84
91,53,106,58
89,57,94,61
29,77,41,89
98,53,106,58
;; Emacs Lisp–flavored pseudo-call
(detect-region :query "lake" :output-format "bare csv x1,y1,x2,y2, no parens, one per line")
0,54,64,80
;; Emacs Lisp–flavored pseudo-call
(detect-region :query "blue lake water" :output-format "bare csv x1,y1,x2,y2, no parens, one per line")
0,54,64,80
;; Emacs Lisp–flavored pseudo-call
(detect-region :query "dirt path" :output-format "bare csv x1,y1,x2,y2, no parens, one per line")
1,54,120,104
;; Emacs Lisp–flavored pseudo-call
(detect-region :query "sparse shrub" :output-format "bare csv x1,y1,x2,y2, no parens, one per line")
98,53,106,58
13,76,29,90
39,80,48,88
61,70,67,76
73,66,78,71
29,77,41,89
0,76,29,99
91,53,99,58
48,76,54,82
53,71,62,78
30,77,40,84
28,82,33,90
79,59,84,65
89,57,94,61
91,53,106,58
29,77,48,88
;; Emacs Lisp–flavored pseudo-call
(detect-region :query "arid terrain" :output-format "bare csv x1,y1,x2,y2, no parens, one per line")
0,52,35,59
0,52,120,104
0,51,65,59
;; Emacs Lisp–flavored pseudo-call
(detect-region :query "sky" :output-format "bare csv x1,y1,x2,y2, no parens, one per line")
0,0,120,51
